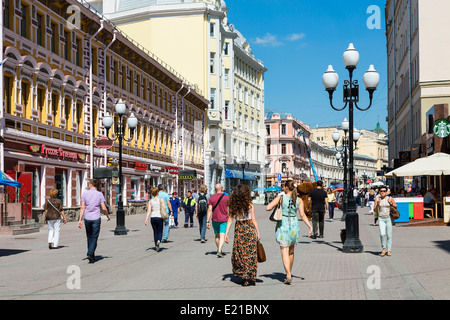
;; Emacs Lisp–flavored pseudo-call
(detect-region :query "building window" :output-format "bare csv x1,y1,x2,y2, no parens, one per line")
266,125,270,135
210,22,215,37
223,42,229,55
281,124,286,135
210,88,216,109
210,53,215,74
51,22,57,54
37,13,43,46
281,144,286,154
267,144,271,155
21,4,29,39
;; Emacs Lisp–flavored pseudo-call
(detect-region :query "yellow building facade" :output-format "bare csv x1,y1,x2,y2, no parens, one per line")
1,0,208,215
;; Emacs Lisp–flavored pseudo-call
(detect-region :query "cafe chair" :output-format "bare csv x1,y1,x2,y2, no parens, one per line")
423,207,435,219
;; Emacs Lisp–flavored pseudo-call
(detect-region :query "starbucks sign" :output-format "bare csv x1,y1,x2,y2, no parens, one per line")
433,119,450,138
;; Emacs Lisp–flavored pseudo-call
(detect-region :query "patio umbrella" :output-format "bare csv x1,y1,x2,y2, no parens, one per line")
385,152,450,199
333,187,344,193
0,170,21,188
385,153,450,177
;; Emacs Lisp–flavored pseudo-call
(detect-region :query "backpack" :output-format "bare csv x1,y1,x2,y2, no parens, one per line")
198,193,208,215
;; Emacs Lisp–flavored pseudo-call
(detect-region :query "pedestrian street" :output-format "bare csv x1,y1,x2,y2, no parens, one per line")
1,204,450,302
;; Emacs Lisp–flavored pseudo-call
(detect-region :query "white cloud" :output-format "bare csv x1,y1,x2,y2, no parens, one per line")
254,33,282,47
253,32,306,47
286,33,306,41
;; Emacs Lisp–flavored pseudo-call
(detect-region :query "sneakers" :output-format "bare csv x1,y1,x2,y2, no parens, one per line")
156,240,161,252
200,239,206,243
217,251,223,258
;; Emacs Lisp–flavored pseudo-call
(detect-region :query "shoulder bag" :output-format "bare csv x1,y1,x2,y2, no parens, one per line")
269,196,283,222
45,199,62,220
160,198,169,220
256,241,266,263
389,197,400,220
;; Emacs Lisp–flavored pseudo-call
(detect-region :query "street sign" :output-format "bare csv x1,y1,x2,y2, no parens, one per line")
277,173,281,182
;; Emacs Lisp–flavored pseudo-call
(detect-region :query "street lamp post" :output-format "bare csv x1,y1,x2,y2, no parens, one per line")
239,157,249,185
333,119,360,221
322,43,380,253
102,99,138,235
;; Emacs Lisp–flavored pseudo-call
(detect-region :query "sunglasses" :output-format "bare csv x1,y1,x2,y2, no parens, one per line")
380,190,387,192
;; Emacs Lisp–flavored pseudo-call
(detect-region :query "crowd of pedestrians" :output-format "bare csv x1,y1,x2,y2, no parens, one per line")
43,178,412,286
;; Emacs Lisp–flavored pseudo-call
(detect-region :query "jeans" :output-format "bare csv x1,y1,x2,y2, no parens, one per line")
198,212,207,240
378,216,393,251
328,203,335,220
312,210,325,237
47,219,61,247
163,218,170,240
151,217,163,246
84,218,101,257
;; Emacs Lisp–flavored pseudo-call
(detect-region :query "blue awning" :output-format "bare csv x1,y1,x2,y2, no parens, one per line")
225,169,258,181
225,169,243,179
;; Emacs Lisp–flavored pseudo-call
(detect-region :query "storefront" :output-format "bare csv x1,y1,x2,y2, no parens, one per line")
4,141,89,210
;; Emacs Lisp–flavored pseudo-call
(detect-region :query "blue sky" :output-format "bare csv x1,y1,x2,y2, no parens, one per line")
226,0,388,131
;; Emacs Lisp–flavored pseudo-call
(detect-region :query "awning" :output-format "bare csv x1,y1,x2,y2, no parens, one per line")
0,170,21,188
94,167,118,179
225,169,243,179
225,169,257,181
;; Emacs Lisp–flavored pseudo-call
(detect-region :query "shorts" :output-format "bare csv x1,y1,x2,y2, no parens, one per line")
212,221,227,234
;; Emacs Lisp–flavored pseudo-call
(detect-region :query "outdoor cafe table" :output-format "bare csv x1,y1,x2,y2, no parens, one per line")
393,197,424,222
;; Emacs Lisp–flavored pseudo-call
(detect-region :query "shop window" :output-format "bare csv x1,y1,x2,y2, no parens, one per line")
55,169,67,207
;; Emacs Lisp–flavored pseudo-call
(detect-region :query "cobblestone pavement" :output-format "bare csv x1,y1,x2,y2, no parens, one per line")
1,204,449,301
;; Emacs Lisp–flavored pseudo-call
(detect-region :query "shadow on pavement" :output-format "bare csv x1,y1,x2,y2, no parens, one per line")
0,249,29,257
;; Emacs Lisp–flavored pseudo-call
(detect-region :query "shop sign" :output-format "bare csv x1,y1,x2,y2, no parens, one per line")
165,166,179,175
433,118,450,138
30,144,83,161
149,164,162,172
108,157,119,167
178,174,197,181
95,137,114,149
134,162,147,170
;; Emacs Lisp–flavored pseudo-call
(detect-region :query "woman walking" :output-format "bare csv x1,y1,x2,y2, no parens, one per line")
43,188,67,249
373,186,397,256
225,184,261,286
266,180,313,284
145,187,165,252
326,188,336,221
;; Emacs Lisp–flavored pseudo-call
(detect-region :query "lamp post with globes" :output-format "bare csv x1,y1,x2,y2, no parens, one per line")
102,99,138,235
322,43,380,253
332,118,361,222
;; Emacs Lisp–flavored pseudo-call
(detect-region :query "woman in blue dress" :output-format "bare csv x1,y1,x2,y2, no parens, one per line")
266,180,312,284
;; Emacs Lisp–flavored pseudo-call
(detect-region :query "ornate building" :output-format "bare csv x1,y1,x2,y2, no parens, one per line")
88,0,267,193
264,112,311,186
1,0,208,216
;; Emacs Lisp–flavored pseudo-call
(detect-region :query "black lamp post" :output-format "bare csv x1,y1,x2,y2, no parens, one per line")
239,156,249,185
102,99,138,235
333,118,360,222
322,43,380,253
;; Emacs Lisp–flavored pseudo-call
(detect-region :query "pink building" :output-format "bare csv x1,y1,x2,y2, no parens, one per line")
265,112,312,186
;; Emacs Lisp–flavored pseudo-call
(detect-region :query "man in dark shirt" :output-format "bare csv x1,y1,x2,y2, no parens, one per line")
309,180,328,239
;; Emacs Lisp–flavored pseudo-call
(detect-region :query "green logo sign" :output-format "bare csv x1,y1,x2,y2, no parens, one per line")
433,119,450,138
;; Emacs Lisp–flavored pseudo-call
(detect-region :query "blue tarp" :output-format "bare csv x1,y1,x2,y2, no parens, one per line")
0,171,21,188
